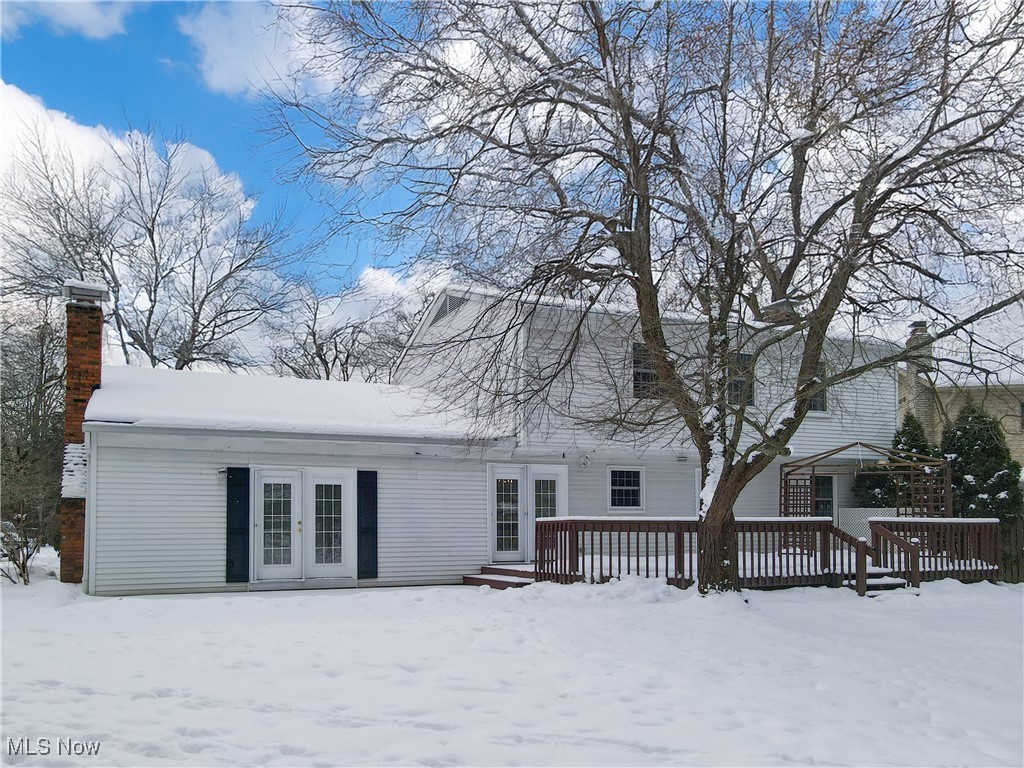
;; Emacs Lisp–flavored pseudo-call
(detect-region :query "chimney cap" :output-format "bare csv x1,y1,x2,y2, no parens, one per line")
909,320,928,331
62,280,110,305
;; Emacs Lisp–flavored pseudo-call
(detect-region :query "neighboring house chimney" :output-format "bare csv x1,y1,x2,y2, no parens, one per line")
901,320,937,440
60,280,109,584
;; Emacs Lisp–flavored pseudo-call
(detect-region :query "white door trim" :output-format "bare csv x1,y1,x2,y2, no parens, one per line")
525,464,569,559
488,464,526,563
303,469,358,579
253,468,304,581
487,463,569,564
251,465,358,583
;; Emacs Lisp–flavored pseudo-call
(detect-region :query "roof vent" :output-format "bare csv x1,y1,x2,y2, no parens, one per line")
429,294,468,327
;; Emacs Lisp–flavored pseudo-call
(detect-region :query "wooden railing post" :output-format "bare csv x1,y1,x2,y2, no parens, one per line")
871,523,884,568
909,537,922,588
820,524,831,578
569,524,579,580
856,538,867,597
535,521,543,581
674,527,683,586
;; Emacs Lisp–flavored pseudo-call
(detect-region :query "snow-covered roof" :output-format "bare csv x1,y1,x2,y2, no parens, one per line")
85,366,493,441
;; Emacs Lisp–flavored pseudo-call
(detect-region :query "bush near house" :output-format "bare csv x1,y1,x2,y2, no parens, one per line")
940,402,1024,581
852,414,935,508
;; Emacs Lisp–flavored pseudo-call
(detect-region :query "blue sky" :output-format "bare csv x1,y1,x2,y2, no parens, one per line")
2,1,367,280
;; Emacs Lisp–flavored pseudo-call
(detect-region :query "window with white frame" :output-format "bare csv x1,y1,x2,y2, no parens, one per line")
609,467,644,510
727,352,754,406
632,342,666,399
808,362,828,412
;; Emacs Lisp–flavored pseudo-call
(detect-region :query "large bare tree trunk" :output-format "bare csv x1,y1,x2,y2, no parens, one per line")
697,473,746,593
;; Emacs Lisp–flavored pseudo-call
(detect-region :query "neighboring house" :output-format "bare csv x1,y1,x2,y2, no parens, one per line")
898,323,1024,467
61,283,900,595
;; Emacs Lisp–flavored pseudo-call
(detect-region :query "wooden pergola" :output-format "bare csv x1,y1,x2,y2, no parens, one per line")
779,442,953,518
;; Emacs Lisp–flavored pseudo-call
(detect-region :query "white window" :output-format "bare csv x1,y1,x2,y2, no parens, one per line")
809,362,828,412
727,352,754,406
609,466,645,511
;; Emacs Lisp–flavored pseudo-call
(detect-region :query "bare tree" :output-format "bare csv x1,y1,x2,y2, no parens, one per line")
3,127,295,370
274,0,1024,591
268,280,425,383
1,297,65,568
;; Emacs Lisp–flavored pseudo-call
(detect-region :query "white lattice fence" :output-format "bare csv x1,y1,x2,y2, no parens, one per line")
836,507,900,541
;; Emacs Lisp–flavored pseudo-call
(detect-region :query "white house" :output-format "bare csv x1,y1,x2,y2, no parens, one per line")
60,283,900,596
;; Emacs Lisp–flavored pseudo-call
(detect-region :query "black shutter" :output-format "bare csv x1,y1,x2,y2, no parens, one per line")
226,468,250,583
357,470,378,579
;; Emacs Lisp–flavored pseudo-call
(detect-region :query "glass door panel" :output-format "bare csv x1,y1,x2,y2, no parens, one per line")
254,470,302,580
495,478,520,553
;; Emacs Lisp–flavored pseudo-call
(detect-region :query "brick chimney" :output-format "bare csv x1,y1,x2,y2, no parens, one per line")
900,320,937,441
60,280,108,584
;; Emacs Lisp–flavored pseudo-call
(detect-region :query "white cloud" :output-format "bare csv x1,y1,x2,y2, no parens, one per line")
0,81,116,176
1,80,252,252
177,1,308,99
2,1,137,40
1,81,246,196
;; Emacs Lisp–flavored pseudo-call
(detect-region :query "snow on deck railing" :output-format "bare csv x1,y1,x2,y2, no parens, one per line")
869,517,999,524
535,516,857,590
869,517,1001,585
537,516,1002,591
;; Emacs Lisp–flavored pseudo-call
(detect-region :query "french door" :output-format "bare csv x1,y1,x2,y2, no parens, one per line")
489,464,568,563
253,468,357,582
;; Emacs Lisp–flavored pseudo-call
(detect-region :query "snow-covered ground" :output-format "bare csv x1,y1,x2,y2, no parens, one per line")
2,553,1022,767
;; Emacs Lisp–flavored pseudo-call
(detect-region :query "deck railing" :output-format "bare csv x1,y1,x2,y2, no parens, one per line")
536,516,854,589
870,517,1000,583
734,517,836,588
535,517,697,587
871,523,922,588
536,516,1001,591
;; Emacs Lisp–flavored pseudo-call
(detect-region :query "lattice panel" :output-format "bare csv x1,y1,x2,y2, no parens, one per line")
782,477,814,516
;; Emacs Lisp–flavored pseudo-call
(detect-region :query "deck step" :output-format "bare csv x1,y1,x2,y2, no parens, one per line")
833,565,894,578
866,566,895,577
865,576,907,588
463,574,534,589
480,565,537,579
866,587,921,598
843,575,908,593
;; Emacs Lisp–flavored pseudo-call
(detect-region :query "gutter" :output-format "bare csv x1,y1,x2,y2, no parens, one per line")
82,419,516,449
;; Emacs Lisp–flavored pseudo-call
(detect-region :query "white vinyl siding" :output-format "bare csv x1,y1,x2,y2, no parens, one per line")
92,449,226,594
88,435,492,595
565,458,692,517
374,465,487,582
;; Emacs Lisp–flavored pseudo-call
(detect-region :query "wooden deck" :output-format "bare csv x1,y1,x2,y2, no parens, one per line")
534,516,1001,595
